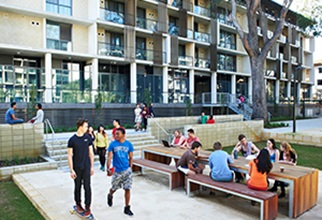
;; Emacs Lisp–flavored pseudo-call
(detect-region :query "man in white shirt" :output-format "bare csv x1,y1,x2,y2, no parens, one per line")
30,103,44,124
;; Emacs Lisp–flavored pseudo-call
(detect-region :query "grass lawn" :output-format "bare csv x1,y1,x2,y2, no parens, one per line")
0,181,44,220
221,142,322,170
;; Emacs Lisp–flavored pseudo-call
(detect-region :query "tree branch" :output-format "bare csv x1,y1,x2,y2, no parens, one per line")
231,0,254,55
259,6,268,44
260,0,293,61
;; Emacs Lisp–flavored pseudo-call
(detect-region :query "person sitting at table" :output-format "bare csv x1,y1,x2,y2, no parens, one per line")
182,129,200,149
231,134,260,182
265,138,280,163
247,149,272,191
209,142,234,182
268,142,297,198
171,130,186,147
176,141,204,176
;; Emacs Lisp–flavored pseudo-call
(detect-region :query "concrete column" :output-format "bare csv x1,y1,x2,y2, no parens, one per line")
275,80,280,104
44,53,52,103
211,71,217,104
90,58,98,102
248,77,252,103
130,62,137,104
189,69,194,104
231,74,236,96
162,66,168,103
88,23,97,55
287,81,291,98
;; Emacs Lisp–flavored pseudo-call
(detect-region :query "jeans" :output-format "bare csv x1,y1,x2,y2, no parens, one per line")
7,119,24,124
97,147,106,167
74,167,91,206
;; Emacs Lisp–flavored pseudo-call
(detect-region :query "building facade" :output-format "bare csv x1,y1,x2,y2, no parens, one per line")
0,0,315,105
313,60,322,99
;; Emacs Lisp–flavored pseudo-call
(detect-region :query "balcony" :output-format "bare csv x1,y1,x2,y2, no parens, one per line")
100,8,124,24
193,5,210,17
280,35,286,43
168,24,179,36
217,13,233,26
195,58,210,68
136,17,158,31
195,31,209,43
171,0,182,8
179,55,193,66
47,39,72,51
136,49,153,61
98,42,124,57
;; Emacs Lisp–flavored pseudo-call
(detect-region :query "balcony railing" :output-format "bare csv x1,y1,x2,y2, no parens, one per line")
179,55,193,66
194,31,209,43
100,8,124,24
195,58,210,68
168,24,179,36
136,17,158,31
47,39,72,51
171,0,182,8
98,42,124,57
136,49,153,61
217,14,233,26
193,5,210,17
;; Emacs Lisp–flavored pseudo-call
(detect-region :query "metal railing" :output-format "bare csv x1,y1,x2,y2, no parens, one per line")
97,42,124,57
100,8,124,24
44,119,63,168
136,17,158,31
136,49,154,61
149,118,172,143
47,39,72,51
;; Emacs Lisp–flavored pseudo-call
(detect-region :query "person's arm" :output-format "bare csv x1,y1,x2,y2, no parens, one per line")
67,147,76,179
88,144,94,176
227,154,233,164
11,113,18,120
231,143,240,157
129,152,133,169
106,151,113,174
105,135,108,147
275,150,280,163
171,137,176,145
251,143,260,155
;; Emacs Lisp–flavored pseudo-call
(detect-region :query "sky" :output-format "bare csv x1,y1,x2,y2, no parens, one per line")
273,0,322,61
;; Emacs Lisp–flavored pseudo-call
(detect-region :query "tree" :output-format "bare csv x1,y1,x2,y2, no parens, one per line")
296,0,321,37
229,0,293,122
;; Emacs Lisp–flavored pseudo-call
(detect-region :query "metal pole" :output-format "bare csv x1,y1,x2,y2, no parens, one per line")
293,66,302,133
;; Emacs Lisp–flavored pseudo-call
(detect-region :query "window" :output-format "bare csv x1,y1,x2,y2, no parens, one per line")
219,31,236,50
168,69,189,103
319,67,322,73
217,53,236,72
46,0,72,16
169,16,179,35
217,7,233,26
46,20,72,51
318,80,322,85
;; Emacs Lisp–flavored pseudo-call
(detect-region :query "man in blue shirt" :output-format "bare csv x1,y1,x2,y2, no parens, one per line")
5,102,23,124
209,142,234,182
106,127,134,216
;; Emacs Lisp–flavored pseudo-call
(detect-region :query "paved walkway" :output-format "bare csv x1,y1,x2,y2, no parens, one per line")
13,118,322,220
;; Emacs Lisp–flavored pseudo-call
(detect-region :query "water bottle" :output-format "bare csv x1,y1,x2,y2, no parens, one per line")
233,149,238,159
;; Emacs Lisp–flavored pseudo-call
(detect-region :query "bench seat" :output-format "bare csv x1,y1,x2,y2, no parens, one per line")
187,174,278,220
133,158,184,190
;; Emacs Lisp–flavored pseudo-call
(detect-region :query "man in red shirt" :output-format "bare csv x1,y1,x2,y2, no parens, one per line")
182,129,200,149
111,119,124,140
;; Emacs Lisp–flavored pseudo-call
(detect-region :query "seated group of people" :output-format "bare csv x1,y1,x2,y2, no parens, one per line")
175,133,297,198
200,111,215,124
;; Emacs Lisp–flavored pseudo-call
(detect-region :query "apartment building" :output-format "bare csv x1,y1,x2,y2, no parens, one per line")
313,60,322,99
0,0,315,105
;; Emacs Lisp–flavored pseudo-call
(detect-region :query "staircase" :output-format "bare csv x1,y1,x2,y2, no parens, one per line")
44,131,160,168
226,94,253,120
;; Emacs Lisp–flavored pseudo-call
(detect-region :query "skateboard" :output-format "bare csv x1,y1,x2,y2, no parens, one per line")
70,205,97,220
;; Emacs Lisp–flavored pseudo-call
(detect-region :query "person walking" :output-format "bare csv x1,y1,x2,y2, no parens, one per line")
67,119,94,218
106,127,134,216
134,104,142,131
111,119,124,140
86,125,96,155
141,104,149,131
5,102,23,124
149,103,155,118
95,124,108,171
29,103,44,124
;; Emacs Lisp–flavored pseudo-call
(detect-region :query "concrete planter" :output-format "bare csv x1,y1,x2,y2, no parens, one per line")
0,161,57,181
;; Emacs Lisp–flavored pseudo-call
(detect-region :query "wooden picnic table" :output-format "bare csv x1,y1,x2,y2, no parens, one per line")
142,145,319,218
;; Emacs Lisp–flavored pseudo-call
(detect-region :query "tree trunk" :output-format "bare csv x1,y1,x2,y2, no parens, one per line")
250,57,268,121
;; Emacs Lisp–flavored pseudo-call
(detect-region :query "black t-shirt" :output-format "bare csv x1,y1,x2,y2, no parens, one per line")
68,134,93,169
279,151,297,163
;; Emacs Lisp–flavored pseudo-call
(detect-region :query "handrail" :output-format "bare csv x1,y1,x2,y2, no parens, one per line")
44,119,62,168
149,118,172,143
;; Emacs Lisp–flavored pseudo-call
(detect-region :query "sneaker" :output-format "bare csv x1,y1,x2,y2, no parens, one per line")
268,187,277,192
124,205,134,216
101,166,105,171
84,207,91,217
278,192,286,198
76,204,85,213
107,193,113,207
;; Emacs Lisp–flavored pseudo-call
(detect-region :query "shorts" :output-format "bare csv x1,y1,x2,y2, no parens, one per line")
111,167,132,191
177,166,190,175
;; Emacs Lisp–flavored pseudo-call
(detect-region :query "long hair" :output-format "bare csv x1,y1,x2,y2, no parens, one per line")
97,124,107,138
255,149,272,174
268,138,277,149
281,142,297,160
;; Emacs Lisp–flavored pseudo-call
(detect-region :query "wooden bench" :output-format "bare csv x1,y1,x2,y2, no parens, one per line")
133,158,184,190
187,174,278,220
